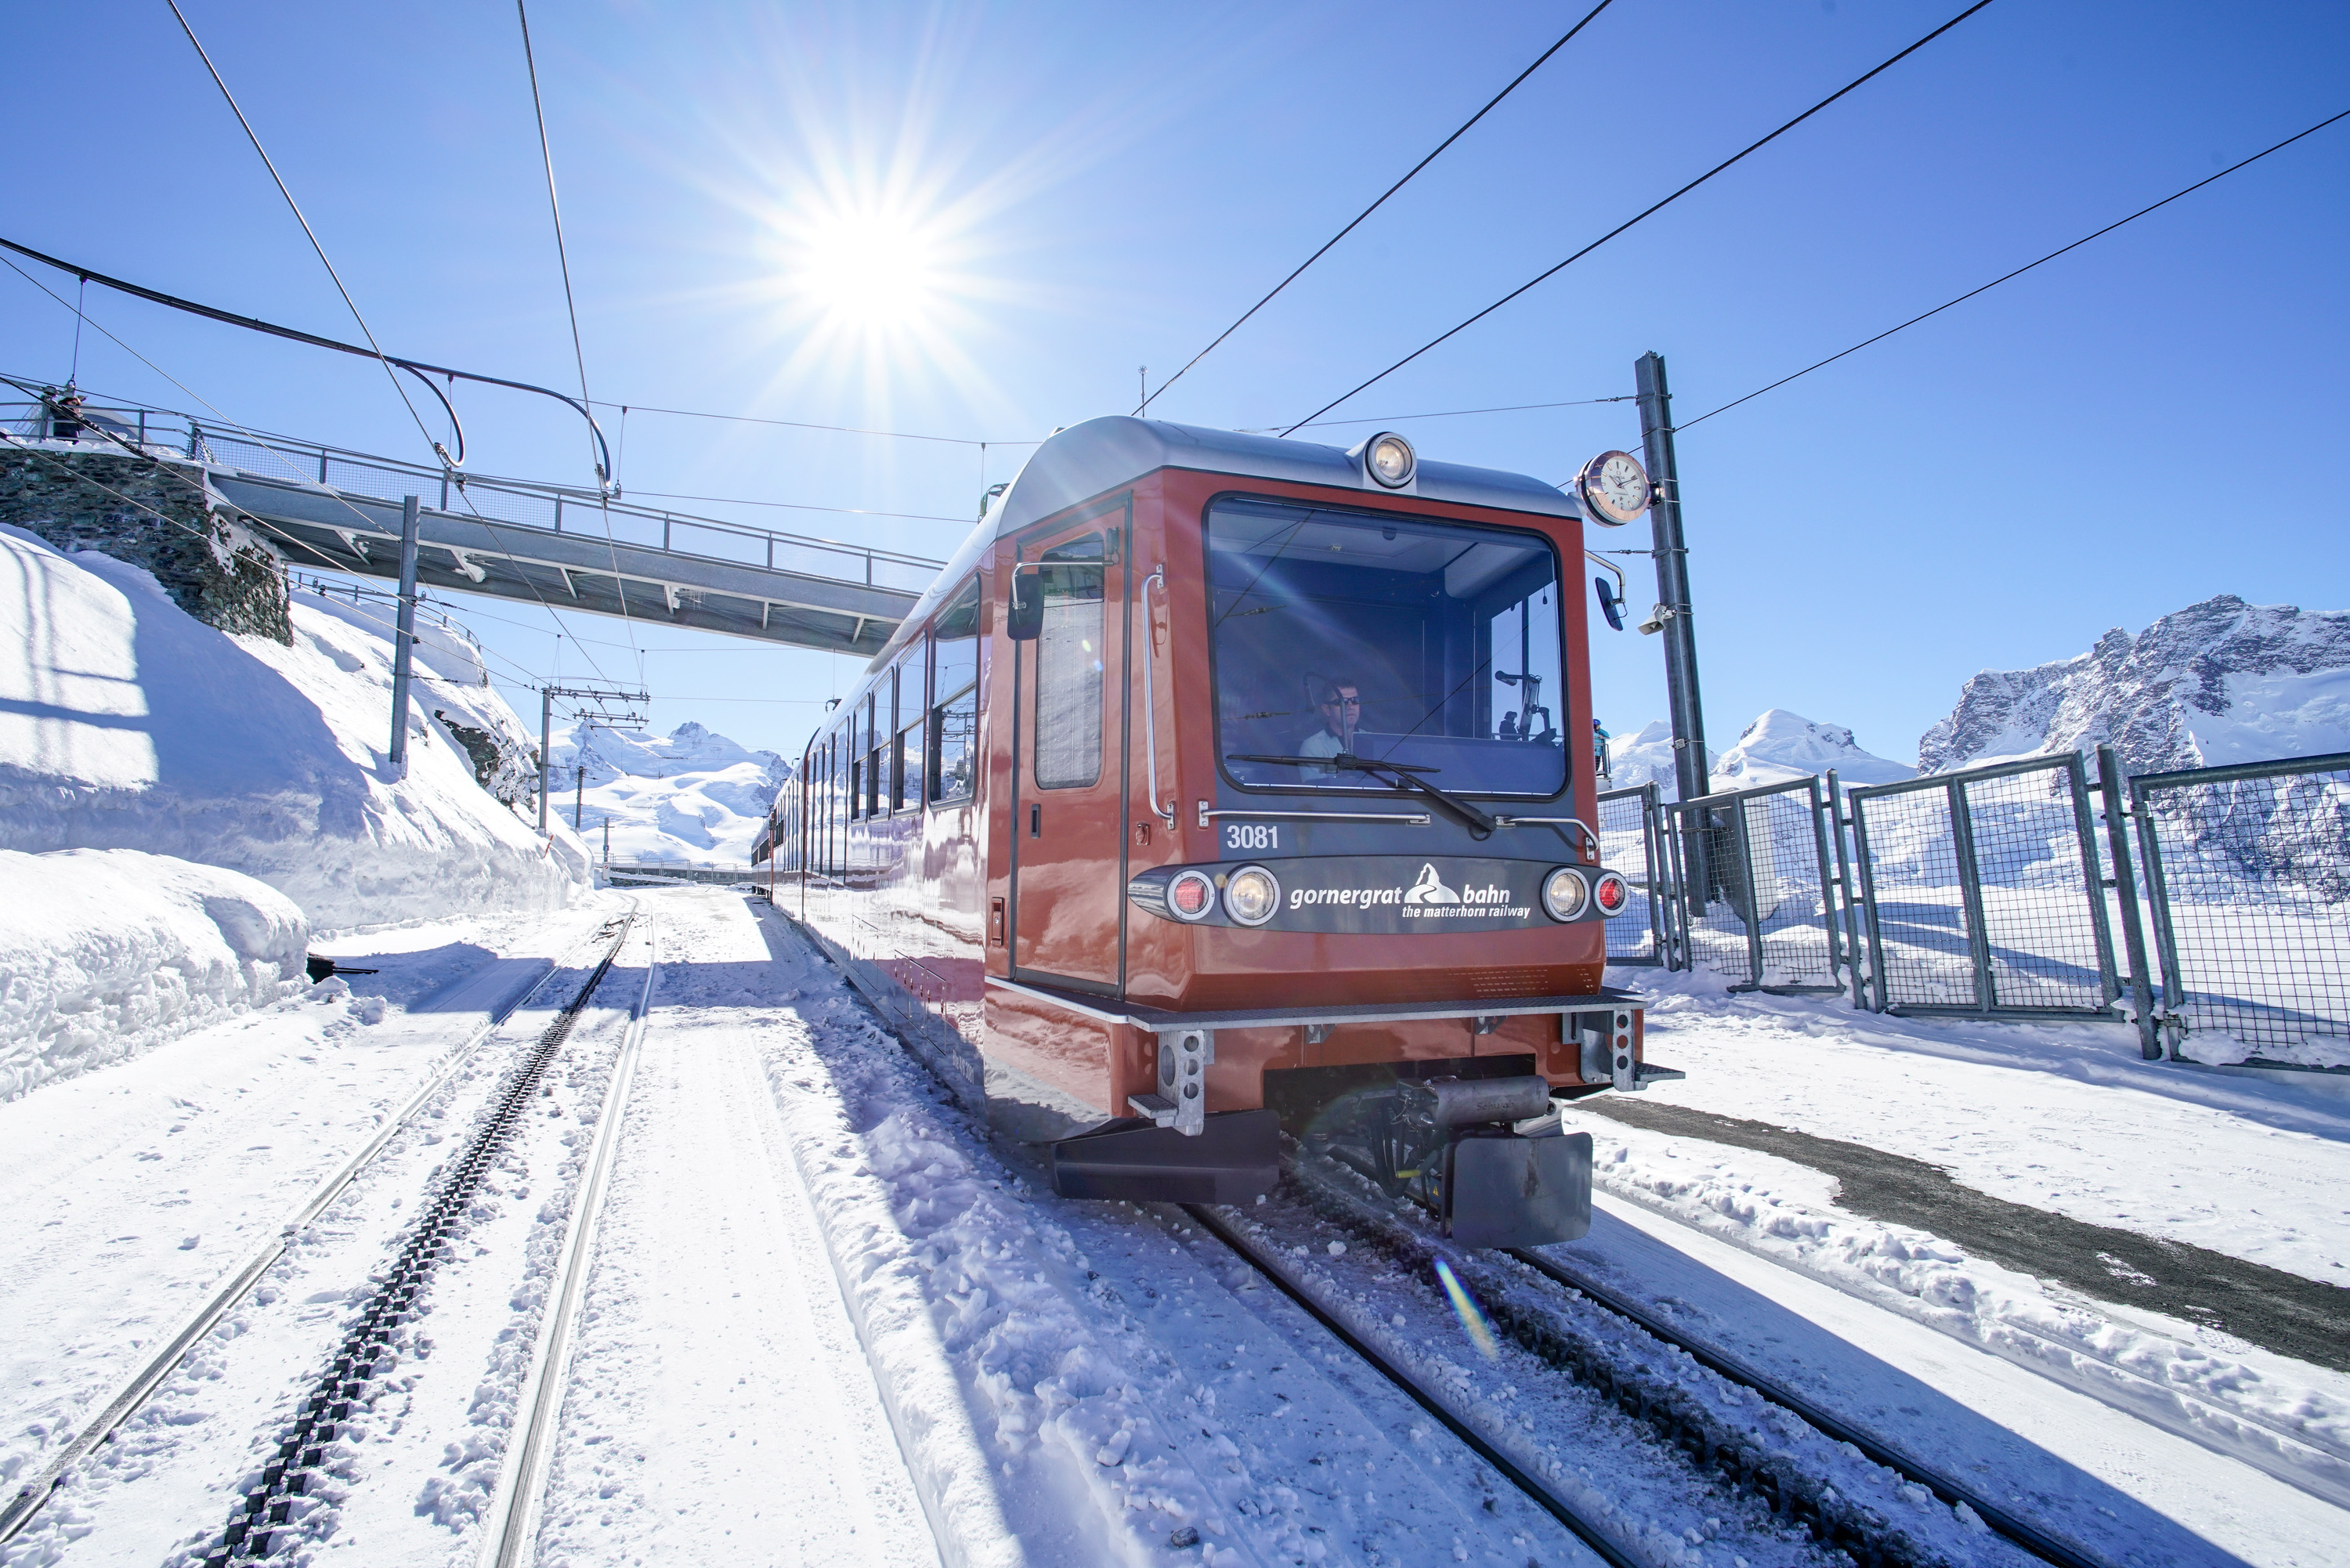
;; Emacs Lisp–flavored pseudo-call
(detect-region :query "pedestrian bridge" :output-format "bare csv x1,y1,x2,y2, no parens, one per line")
13,400,945,657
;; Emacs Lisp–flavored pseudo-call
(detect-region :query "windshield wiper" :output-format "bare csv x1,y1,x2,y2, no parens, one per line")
1225,753,1495,839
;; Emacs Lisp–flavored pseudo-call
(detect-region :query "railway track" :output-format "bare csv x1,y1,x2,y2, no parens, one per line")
0,909,644,1555
1249,1149,2113,1568
1180,1201,1640,1568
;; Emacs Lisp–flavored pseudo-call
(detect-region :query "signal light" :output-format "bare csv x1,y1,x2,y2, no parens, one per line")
1365,432,1415,488
1541,867,1589,922
1223,865,1281,926
1168,869,1215,920
1593,871,1629,916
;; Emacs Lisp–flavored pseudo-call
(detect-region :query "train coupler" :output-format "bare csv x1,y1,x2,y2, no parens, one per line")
1307,1073,1591,1248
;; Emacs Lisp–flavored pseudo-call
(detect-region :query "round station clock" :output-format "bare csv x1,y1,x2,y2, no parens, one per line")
1575,450,1652,526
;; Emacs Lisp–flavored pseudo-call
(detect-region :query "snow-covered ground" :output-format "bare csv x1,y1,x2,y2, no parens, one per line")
542,720,788,865
0,526,591,932
0,900,623,1555
10,888,2349,1568
1591,972,2350,1512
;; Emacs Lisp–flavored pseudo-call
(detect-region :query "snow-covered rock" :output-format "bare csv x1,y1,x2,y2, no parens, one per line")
1605,710,1912,800
0,525,591,930
544,720,790,864
1918,595,2350,775
0,847,309,1100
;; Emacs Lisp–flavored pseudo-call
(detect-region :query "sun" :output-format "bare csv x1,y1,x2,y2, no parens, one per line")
793,211,943,329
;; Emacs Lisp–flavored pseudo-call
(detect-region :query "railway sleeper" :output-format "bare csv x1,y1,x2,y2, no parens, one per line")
1284,1151,1947,1568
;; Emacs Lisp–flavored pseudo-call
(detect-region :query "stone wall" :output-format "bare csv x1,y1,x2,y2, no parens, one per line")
0,445,291,644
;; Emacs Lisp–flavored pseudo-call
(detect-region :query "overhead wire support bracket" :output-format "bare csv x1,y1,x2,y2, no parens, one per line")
0,235,613,486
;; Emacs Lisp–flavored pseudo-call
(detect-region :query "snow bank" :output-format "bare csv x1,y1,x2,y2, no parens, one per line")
0,526,591,930
0,847,308,1100
545,719,788,864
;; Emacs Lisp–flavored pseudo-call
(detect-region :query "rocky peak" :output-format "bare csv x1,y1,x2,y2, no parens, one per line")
1918,594,2350,775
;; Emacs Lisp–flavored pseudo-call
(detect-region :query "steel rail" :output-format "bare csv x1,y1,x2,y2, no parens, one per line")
478,916,660,1568
1502,1245,2106,1568
0,911,636,1548
1180,1203,1640,1568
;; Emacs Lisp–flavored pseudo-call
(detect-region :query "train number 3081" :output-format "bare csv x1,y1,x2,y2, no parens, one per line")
1223,823,1280,851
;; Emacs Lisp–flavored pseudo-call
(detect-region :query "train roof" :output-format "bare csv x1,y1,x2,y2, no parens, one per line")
865,416,1584,674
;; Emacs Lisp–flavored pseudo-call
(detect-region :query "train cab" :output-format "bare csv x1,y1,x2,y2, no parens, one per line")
767,417,1669,1247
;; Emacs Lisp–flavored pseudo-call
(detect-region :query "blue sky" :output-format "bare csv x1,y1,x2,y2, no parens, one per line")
5,0,2345,768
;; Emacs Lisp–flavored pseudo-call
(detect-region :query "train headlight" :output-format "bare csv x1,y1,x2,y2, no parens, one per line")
1593,870,1630,916
1223,865,1281,926
1167,869,1217,921
1365,432,1415,488
1541,866,1589,921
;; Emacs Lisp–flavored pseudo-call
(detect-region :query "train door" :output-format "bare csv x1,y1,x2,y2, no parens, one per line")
1009,508,1130,991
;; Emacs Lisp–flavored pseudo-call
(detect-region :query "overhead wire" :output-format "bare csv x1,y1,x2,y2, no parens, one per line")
514,0,645,690
1138,0,1618,416
1278,0,1999,435
590,401,1037,449
1237,394,1633,434
0,253,616,683
162,1,451,471
1672,105,2350,435
157,1,620,683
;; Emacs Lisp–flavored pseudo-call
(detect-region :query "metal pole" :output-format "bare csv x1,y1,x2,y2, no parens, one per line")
1947,780,1995,1012
538,688,553,836
388,496,421,779
1634,352,1710,808
575,764,585,832
2098,744,2160,1059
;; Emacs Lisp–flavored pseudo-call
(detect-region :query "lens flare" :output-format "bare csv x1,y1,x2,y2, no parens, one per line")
1432,1258,1499,1360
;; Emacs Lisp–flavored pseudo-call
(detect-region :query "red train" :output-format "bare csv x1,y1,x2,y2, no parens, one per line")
757,417,1668,1246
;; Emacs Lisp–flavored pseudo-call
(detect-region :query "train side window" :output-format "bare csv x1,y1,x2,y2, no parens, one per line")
1032,536,1104,790
929,577,981,804
865,690,885,818
889,649,925,811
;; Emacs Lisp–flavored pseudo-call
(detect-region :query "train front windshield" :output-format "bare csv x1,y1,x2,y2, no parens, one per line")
1209,496,1567,798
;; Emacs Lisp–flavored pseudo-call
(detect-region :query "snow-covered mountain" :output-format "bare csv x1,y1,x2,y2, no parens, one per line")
542,721,790,864
1919,594,2350,775
1604,710,1913,800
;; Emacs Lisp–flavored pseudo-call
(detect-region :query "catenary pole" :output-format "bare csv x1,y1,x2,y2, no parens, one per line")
538,687,553,834
388,495,421,779
1634,353,1709,806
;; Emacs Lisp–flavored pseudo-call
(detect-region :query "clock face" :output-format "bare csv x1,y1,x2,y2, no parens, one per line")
1579,450,1650,525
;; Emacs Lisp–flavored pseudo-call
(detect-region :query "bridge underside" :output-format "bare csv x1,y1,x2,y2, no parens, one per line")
215,472,920,657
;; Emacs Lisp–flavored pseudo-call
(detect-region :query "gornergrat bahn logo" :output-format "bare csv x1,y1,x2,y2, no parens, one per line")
1284,862,1531,923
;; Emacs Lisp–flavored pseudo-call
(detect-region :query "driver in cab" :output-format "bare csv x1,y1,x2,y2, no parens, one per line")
1300,677,1361,777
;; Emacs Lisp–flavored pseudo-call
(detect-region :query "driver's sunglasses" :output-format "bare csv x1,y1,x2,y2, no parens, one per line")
1325,695,1362,707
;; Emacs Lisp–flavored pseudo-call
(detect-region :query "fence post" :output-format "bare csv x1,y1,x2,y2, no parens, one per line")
1848,790,1892,1011
1826,770,1866,1009
2097,744,2160,1059
2064,752,2124,1010
1948,779,1996,1011
187,421,201,460
2129,776,2189,1060
1806,776,1843,992
1729,800,1764,987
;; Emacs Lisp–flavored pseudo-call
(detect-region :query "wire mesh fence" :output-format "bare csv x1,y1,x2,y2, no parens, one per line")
1847,754,2117,1018
1661,776,1842,992
2131,753,2350,1065
1596,782,1672,966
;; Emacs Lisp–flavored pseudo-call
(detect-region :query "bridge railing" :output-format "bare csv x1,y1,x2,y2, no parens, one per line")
2,396,947,596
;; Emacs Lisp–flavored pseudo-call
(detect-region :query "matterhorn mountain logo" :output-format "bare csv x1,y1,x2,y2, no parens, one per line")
1403,864,1461,905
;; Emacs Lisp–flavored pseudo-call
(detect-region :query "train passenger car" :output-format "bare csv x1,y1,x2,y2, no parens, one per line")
759,417,1672,1246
